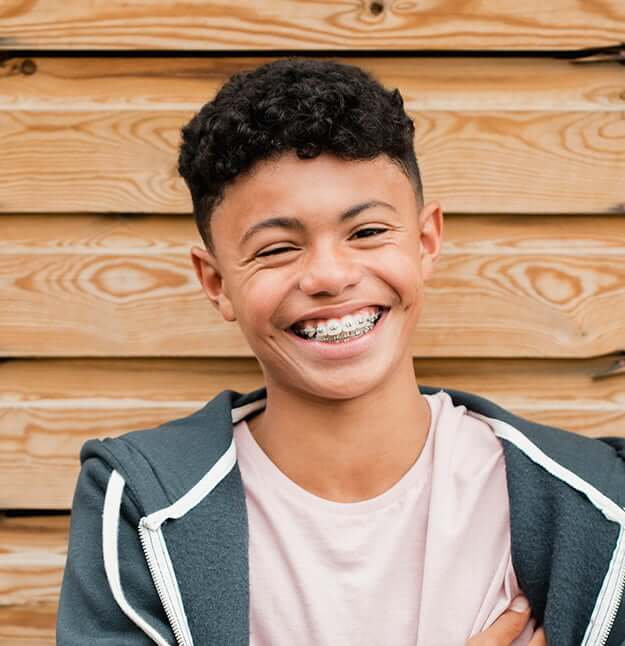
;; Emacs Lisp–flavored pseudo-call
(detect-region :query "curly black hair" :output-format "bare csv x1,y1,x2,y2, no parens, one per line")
177,57,423,253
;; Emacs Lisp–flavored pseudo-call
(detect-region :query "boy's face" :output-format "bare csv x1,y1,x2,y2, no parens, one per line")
191,151,443,401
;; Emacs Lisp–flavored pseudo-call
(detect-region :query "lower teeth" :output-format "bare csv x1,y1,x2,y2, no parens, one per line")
317,326,372,343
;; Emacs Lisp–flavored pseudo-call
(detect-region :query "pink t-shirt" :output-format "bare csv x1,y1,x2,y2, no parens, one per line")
233,389,536,645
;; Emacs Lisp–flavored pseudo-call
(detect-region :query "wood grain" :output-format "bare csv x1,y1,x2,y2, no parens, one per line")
2,7,624,641
2,57,625,214
1,0,624,50
1,356,624,509
2,109,625,215
1,214,625,358
0,514,66,644
3,57,625,112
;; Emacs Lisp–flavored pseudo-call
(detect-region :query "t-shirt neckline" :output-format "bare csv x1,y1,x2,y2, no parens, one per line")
234,392,442,515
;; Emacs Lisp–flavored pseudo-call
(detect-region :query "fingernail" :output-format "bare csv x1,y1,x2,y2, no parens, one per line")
510,595,530,612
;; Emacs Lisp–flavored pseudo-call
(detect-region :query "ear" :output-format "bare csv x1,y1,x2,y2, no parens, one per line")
418,200,444,281
190,245,236,322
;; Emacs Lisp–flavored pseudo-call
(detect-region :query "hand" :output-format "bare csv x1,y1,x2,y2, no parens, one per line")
467,595,547,645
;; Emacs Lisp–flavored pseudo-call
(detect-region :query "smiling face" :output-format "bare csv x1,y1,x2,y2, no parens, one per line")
191,150,443,402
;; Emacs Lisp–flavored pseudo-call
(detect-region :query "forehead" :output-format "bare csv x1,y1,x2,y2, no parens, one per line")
210,151,415,242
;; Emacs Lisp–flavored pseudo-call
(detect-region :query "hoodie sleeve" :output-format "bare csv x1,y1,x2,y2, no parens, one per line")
598,436,625,459
56,454,174,645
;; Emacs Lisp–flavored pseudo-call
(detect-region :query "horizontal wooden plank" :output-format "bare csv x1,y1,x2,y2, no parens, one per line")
2,55,625,214
2,57,625,216
1,1,624,50
0,606,55,645
4,57,625,112
1,356,624,509
1,214,625,358
0,514,66,644
5,108,625,214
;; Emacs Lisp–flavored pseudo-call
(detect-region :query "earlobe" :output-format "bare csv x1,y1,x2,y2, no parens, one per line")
190,246,237,322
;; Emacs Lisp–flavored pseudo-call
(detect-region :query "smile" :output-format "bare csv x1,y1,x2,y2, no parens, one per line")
290,306,385,344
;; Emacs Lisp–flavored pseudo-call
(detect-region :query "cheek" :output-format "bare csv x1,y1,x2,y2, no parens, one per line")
237,270,293,331
373,248,422,303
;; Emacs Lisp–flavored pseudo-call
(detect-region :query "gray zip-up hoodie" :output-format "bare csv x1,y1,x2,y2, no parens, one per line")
56,385,625,645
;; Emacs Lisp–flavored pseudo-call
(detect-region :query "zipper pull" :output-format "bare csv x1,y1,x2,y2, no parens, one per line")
139,515,164,532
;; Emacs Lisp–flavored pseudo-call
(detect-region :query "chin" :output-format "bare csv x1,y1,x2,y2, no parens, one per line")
293,369,392,402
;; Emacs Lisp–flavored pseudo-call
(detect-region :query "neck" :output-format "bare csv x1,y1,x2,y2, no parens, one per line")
246,358,431,503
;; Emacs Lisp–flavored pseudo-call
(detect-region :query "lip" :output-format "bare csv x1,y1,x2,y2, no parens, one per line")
286,306,389,360
287,302,386,328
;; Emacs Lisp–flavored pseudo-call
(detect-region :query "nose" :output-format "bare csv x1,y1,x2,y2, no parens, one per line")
298,241,363,297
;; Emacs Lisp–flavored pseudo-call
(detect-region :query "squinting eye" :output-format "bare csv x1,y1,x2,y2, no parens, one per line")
256,246,297,258
352,227,388,239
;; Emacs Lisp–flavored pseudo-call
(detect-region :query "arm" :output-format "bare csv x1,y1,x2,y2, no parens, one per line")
56,456,172,644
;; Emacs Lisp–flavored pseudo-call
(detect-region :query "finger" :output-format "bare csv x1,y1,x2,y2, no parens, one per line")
478,596,531,643
484,609,531,643
528,626,547,646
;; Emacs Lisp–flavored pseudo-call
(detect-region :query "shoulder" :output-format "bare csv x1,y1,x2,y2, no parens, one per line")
78,389,244,513
429,389,501,450
446,391,625,507
427,390,506,484
422,383,625,507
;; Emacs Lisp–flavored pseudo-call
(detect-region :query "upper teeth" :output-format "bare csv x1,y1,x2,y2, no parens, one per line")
298,308,381,339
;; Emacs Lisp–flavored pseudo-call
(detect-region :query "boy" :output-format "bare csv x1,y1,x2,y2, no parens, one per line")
57,58,625,645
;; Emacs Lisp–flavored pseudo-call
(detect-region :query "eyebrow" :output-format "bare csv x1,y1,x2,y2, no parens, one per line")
239,200,397,247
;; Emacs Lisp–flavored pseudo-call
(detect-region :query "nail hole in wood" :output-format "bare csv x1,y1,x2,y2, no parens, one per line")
370,1,384,15
20,59,37,75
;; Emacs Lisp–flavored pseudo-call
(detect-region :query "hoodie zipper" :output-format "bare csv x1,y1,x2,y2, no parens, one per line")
133,439,237,646
586,525,625,646
138,518,193,646
599,571,625,646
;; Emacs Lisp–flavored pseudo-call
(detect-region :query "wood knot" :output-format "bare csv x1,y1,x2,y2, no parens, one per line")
369,1,384,15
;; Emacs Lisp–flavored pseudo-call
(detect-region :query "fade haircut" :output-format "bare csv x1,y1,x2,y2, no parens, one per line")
177,57,423,254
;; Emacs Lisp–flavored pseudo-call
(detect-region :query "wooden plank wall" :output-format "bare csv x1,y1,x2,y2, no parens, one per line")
1,1,625,642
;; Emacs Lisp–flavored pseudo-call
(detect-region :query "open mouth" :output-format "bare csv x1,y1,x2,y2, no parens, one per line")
289,305,388,344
